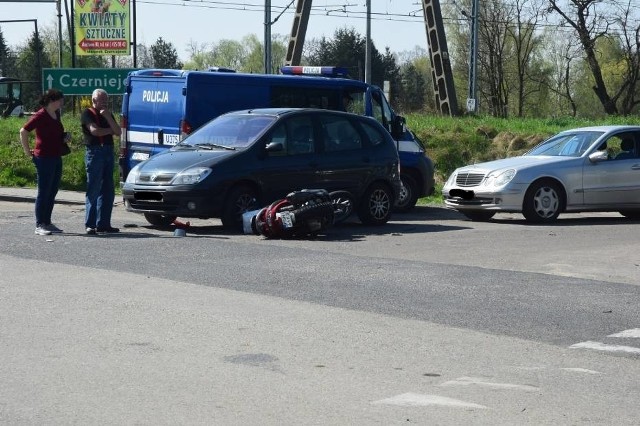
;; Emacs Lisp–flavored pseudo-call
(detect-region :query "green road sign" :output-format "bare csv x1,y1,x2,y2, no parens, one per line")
42,68,137,96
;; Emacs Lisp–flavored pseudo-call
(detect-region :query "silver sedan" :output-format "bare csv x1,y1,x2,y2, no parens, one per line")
442,125,640,222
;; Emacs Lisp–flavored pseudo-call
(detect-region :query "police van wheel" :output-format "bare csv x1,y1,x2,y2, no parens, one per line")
394,174,418,213
222,185,259,230
144,213,177,228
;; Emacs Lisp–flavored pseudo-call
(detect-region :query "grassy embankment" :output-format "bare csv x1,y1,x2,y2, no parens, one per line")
1,113,639,202
406,114,640,204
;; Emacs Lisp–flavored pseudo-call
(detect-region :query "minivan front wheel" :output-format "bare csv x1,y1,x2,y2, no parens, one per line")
357,182,394,225
144,213,177,228
221,185,259,230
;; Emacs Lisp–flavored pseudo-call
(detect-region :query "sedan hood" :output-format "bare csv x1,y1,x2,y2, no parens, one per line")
458,155,570,173
137,149,236,173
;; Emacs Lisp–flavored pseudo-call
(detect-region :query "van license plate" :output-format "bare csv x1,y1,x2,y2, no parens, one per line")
132,152,150,161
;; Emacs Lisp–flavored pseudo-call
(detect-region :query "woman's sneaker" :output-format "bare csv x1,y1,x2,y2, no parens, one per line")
35,226,52,236
86,227,97,235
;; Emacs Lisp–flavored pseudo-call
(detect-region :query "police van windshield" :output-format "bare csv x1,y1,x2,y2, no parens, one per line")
181,114,276,149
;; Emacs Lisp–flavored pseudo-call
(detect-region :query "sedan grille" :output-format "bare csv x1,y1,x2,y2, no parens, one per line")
138,173,176,184
456,172,485,187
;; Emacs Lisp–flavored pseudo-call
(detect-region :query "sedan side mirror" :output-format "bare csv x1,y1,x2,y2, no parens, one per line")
588,151,609,163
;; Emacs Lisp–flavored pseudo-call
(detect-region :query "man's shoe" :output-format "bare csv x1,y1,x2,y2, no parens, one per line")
35,226,52,236
86,227,96,235
44,223,63,233
97,226,120,233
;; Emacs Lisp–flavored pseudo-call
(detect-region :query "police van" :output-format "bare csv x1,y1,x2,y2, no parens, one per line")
119,66,434,211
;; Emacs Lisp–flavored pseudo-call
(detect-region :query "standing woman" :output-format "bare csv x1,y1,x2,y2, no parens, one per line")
19,89,67,236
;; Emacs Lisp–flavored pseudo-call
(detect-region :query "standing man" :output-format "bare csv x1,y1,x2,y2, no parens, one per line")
81,88,121,234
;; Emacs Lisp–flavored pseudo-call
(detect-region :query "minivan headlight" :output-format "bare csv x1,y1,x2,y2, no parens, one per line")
125,164,141,184
171,167,212,185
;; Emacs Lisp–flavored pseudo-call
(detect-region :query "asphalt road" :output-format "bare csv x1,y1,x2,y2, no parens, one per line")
1,198,639,425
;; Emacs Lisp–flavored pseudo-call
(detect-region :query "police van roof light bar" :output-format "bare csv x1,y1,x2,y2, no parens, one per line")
280,66,349,78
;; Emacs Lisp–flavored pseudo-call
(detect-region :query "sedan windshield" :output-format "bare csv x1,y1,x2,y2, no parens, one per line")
179,114,276,149
526,131,603,157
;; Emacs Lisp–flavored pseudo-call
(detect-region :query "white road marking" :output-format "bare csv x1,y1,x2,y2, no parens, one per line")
608,328,640,338
570,341,640,354
560,368,602,375
373,393,487,409
439,376,539,391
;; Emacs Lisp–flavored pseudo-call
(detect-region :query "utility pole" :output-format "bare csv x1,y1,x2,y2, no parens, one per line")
56,0,62,67
466,0,479,114
364,0,371,84
264,0,272,74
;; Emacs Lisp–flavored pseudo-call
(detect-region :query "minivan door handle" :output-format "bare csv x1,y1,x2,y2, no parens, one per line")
157,129,164,145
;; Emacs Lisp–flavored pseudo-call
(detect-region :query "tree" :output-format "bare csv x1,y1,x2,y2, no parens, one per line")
182,34,287,73
304,27,400,92
508,0,546,117
150,37,183,69
478,0,513,117
136,44,154,68
0,28,17,77
15,30,52,111
399,62,427,111
541,27,581,117
547,0,640,115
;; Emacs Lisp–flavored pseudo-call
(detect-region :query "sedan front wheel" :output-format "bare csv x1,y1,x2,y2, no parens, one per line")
462,210,496,221
522,180,564,223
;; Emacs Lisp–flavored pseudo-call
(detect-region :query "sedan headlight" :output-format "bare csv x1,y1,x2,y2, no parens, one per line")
484,169,516,188
444,172,457,187
171,167,212,185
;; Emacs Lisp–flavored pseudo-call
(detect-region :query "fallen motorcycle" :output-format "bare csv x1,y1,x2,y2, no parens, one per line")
247,189,354,238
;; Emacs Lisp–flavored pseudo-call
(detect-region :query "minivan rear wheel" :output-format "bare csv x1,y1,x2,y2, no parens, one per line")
357,182,394,225
221,185,259,230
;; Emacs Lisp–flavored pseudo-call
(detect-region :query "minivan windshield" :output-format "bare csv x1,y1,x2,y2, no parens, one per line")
180,114,276,149
526,131,603,157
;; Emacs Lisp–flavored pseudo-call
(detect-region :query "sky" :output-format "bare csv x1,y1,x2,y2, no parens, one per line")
0,0,433,61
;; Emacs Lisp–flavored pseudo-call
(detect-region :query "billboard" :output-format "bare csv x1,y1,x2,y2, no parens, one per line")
74,0,130,56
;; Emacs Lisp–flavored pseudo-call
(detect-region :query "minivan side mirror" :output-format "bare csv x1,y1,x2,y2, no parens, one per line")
391,115,405,140
265,142,284,152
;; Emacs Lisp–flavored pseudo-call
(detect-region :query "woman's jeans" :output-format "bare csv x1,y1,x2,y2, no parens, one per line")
85,145,115,229
32,156,62,226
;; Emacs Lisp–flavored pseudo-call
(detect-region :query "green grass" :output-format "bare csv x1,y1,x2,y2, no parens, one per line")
406,114,640,184
2,113,639,204
0,115,119,192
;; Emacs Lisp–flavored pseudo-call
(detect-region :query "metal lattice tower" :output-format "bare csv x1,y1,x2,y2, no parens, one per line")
284,0,459,116
422,0,459,116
